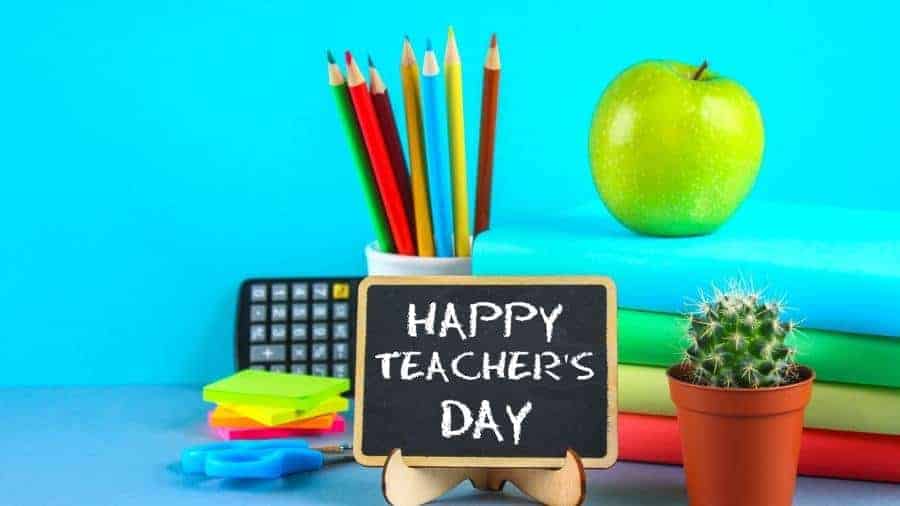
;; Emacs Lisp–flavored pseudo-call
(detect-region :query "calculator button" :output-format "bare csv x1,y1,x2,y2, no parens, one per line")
271,283,288,301
269,364,286,373
270,324,287,342
311,364,329,376
332,302,349,320
291,303,308,321
292,283,309,300
312,303,328,320
291,364,309,375
333,342,349,361
291,325,308,341
250,345,285,363
271,304,287,322
332,363,349,378
333,322,349,340
312,283,329,300
292,345,308,361
311,343,328,361
332,282,350,300
250,365,266,371
312,323,328,340
249,324,267,342
250,284,267,302
250,304,267,322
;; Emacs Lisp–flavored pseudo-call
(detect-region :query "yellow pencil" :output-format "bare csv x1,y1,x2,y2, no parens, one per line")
400,37,435,256
444,26,471,256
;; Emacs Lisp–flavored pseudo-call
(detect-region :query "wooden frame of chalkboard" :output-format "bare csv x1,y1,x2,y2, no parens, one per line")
353,276,618,469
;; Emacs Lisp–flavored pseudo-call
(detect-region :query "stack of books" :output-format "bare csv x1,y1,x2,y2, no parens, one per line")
473,199,900,482
202,370,349,440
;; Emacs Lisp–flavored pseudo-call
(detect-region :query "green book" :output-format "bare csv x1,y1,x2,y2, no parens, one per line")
619,309,900,389
619,364,900,435
203,370,350,410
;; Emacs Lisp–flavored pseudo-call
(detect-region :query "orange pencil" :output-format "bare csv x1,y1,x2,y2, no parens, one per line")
475,34,500,235
345,51,415,255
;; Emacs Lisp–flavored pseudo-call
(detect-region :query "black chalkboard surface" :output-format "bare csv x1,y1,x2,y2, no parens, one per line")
353,276,617,469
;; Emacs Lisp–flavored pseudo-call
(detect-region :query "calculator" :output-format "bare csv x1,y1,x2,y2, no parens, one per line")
235,277,363,384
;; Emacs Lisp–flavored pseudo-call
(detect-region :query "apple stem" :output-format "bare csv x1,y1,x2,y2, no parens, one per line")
692,60,709,80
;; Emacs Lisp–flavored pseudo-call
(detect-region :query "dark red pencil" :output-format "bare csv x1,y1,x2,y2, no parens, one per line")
345,51,415,255
368,55,417,252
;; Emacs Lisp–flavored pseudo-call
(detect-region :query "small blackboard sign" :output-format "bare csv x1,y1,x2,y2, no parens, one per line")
353,276,617,468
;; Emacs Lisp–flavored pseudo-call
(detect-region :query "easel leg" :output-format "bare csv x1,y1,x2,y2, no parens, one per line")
382,449,586,506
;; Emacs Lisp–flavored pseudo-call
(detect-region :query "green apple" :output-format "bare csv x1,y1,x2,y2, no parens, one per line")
589,60,764,236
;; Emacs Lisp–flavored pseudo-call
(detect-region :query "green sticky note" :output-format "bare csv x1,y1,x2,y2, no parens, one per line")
203,370,350,409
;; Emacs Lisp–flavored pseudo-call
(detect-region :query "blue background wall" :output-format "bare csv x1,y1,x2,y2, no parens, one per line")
2,1,898,385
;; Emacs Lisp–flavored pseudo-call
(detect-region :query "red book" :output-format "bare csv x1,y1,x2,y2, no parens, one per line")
345,52,415,255
619,412,900,483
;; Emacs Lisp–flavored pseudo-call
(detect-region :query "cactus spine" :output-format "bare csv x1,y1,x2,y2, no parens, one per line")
682,284,799,388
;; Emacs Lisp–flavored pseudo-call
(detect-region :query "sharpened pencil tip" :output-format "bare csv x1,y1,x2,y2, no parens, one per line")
426,38,433,51
344,50,353,64
404,34,411,42
448,26,455,38
326,49,335,64
490,33,497,48
367,54,375,67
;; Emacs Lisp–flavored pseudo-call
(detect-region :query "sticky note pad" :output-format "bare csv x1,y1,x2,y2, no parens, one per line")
213,416,347,440
208,408,336,430
222,396,349,426
202,370,349,409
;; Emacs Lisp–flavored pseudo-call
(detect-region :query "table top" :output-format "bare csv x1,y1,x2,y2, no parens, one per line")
3,385,897,505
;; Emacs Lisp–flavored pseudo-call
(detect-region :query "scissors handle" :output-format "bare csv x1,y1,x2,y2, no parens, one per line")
205,448,324,479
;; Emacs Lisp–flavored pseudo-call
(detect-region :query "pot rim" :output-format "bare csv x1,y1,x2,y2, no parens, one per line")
666,363,815,393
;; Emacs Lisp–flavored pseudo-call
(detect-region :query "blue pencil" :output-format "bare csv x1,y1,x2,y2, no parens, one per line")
421,39,454,257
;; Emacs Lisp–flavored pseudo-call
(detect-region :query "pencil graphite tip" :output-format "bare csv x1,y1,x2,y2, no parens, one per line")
448,26,455,38
344,50,353,65
326,49,335,64
490,33,497,48
426,38,433,51
367,54,375,67
404,34,411,42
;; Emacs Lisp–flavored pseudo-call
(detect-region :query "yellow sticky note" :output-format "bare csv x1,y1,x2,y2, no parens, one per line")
222,396,349,426
209,406,336,430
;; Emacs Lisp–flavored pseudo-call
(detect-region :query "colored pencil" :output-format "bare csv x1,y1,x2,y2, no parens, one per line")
444,27,471,256
326,51,394,253
421,39,454,257
345,51,416,255
474,34,500,235
368,55,417,253
399,38,436,256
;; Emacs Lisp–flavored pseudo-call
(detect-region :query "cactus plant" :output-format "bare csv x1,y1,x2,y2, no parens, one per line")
681,283,800,388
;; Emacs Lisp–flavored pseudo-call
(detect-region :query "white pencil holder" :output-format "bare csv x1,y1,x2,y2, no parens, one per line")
365,242,472,276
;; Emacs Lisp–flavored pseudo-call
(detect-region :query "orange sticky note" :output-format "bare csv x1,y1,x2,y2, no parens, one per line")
209,406,335,430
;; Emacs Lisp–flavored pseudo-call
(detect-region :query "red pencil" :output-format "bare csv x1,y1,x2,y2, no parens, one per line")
368,55,416,252
345,51,415,255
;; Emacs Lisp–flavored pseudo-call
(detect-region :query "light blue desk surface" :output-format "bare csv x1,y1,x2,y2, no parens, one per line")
4,386,897,505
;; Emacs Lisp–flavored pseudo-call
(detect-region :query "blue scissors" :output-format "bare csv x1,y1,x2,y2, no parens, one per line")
181,439,352,479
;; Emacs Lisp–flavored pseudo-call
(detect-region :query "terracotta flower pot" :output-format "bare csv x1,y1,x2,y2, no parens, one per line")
667,364,814,506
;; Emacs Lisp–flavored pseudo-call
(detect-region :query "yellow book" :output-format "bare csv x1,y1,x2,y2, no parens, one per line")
221,396,349,426
618,364,900,435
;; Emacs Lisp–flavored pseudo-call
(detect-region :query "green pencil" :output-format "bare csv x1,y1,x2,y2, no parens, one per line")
327,50,394,252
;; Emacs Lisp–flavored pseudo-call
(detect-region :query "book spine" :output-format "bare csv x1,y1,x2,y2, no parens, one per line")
472,228,900,338
619,413,900,483
616,309,900,389
618,365,900,435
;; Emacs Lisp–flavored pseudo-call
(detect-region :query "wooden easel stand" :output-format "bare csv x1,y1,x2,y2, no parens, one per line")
382,448,586,506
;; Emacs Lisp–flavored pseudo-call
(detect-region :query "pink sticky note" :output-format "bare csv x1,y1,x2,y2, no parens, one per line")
213,415,346,440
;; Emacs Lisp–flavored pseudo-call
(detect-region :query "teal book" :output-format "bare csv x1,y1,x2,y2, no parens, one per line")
472,200,900,338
